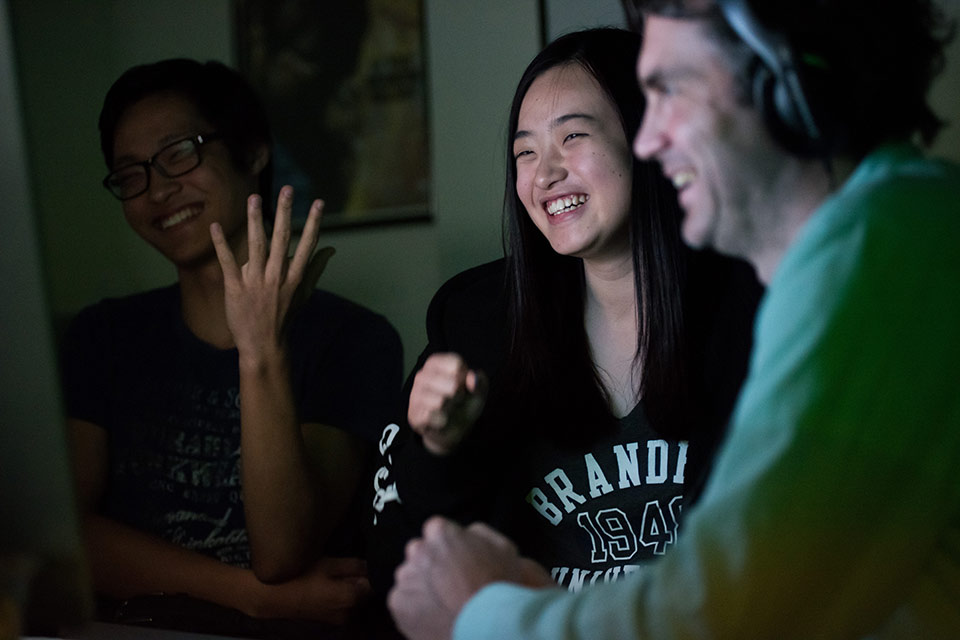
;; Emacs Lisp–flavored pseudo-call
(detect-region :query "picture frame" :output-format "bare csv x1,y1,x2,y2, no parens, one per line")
235,0,432,229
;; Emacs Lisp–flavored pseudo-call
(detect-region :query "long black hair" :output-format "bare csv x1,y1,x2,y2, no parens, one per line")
500,28,690,444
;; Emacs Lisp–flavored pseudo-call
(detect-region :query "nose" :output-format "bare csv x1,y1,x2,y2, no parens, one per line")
633,110,665,160
146,165,181,203
534,145,566,190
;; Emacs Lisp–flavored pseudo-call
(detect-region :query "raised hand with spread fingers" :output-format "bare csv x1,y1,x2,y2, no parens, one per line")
210,185,346,582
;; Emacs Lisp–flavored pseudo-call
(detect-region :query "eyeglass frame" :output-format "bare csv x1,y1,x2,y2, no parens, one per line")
101,132,222,201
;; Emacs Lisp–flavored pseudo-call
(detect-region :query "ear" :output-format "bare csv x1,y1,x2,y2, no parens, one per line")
249,143,270,176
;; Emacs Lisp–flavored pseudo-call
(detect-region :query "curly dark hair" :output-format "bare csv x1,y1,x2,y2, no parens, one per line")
624,0,955,159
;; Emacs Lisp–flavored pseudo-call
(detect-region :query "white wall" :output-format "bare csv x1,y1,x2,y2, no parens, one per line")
929,0,960,161
545,0,627,38
9,0,539,376
1,0,91,624
7,0,960,377
0,0,83,556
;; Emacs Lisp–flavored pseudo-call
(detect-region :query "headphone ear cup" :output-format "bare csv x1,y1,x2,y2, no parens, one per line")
772,77,803,137
719,0,824,152
753,62,803,135
751,62,776,126
753,60,813,153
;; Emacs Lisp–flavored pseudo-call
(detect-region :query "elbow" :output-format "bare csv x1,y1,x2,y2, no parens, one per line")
247,517,323,583
247,524,314,583
250,554,302,584
252,561,293,585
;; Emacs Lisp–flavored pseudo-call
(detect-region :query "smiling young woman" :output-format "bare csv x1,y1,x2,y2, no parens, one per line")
369,28,763,627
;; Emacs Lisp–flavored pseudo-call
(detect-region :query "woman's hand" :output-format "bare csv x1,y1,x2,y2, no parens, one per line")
210,185,334,364
407,353,487,455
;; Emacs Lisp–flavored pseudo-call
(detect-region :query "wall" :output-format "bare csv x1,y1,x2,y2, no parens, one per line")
929,0,960,159
7,0,960,378
0,0,82,557
8,0,540,376
545,0,627,38
1,0,91,625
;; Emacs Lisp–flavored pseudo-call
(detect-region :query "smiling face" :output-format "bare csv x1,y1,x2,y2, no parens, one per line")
111,91,263,269
633,15,786,261
513,63,634,264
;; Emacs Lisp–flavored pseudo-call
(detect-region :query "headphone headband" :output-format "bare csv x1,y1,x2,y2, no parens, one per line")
716,0,822,145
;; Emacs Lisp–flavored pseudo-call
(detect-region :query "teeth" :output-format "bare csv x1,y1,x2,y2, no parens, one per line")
160,206,201,230
672,171,695,189
547,194,588,216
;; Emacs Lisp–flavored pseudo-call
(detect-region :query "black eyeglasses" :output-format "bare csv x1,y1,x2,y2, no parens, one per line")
102,133,221,201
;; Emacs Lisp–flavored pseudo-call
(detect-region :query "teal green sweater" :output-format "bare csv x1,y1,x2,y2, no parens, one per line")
457,144,960,639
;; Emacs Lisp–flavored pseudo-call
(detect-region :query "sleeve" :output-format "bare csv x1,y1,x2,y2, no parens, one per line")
296,298,404,445
454,179,960,639
59,302,112,428
457,580,650,640
368,261,511,598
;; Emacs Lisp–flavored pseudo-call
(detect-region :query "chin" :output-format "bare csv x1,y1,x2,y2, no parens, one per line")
680,219,711,250
545,237,580,257
160,243,219,270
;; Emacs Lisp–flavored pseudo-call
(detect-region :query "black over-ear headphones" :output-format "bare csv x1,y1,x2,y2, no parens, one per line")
716,0,824,151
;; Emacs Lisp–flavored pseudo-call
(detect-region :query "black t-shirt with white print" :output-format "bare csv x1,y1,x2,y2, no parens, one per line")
513,402,686,590
62,284,402,567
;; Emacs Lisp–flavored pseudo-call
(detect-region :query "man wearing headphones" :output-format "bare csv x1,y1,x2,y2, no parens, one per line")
387,1,960,638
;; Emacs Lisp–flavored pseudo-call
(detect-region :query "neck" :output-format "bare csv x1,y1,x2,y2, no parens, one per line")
582,254,640,417
175,232,248,350
582,254,636,319
177,263,233,349
749,155,854,284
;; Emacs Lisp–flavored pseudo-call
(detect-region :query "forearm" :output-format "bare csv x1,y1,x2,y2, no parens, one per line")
83,513,368,623
82,513,263,617
238,349,319,582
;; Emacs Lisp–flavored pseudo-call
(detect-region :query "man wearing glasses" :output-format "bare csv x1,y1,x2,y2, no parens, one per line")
62,58,402,632
102,132,222,203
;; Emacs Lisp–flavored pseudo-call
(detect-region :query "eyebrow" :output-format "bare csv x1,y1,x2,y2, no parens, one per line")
641,65,703,92
514,112,598,141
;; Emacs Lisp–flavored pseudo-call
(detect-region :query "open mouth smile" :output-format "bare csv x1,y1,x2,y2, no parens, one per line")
157,205,202,230
671,171,695,190
545,194,588,216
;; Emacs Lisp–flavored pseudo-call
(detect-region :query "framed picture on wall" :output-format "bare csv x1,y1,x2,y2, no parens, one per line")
235,0,432,229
